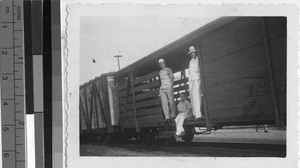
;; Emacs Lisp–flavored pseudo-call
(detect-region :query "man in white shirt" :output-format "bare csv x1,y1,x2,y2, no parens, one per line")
158,59,176,121
187,46,202,119
174,93,193,137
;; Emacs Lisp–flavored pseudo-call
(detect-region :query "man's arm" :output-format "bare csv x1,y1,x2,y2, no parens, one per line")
168,68,174,85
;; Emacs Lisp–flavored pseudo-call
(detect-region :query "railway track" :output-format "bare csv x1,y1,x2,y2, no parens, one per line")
80,140,286,157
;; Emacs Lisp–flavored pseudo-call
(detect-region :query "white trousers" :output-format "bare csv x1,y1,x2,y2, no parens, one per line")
175,112,192,135
159,86,176,119
189,79,202,118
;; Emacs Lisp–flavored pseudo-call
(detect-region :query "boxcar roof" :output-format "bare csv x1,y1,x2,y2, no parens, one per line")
80,71,117,88
115,17,239,78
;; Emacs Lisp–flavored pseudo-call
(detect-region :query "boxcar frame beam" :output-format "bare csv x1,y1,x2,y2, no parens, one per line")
260,18,282,128
195,42,212,131
130,73,141,134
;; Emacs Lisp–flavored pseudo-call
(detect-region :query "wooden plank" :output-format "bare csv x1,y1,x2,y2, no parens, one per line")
207,93,271,111
205,65,269,88
203,43,266,76
173,85,189,93
206,77,270,95
173,77,188,86
134,71,159,85
209,104,273,119
207,89,271,110
204,58,268,83
119,89,159,103
125,107,162,118
118,80,160,97
174,91,190,99
202,23,263,63
201,18,260,47
120,98,161,111
206,83,270,104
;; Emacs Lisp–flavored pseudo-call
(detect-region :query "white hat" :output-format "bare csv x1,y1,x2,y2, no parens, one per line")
158,59,165,64
187,46,197,54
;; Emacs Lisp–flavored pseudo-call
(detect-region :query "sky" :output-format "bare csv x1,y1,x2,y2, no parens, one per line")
79,5,220,84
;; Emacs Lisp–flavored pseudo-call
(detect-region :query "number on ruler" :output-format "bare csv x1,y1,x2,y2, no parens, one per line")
5,7,9,13
3,101,8,106
2,50,8,55
3,127,9,131
18,121,24,125
2,25,8,29
2,76,8,80
3,153,10,157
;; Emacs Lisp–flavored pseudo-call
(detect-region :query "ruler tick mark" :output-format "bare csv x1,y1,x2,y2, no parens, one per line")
2,124,15,126
3,150,16,152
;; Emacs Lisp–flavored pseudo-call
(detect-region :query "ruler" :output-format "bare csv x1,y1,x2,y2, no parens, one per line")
0,0,26,167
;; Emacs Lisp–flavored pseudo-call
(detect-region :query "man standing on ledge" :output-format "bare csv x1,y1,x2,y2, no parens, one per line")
158,59,176,121
187,46,202,119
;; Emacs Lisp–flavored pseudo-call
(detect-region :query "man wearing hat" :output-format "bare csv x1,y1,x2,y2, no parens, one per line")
158,59,176,121
187,46,202,119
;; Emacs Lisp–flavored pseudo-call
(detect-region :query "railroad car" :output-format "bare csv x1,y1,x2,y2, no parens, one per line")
80,17,286,144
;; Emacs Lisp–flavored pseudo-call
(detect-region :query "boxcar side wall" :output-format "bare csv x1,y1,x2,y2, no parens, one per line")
197,17,286,126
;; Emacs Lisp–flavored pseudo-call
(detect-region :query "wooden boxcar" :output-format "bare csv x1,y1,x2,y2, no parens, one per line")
80,17,286,143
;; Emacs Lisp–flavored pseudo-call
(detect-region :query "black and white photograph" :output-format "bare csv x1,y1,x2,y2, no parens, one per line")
61,2,298,168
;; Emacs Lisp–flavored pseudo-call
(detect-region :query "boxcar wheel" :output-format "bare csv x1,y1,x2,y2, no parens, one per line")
181,127,194,143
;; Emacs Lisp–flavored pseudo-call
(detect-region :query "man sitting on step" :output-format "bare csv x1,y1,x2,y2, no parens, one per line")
174,93,193,138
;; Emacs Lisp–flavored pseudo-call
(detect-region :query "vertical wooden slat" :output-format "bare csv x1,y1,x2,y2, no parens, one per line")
195,42,211,130
120,76,130,132
79,95,89,130
260,18,281,127
94,84,107,128
92,84,100,129
89,85,95,129
83,87,91,129
130,73,140,133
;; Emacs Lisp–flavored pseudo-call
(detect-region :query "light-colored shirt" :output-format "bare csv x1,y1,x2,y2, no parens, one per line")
159,67,173,89
177,100,192,114
189,56,200,81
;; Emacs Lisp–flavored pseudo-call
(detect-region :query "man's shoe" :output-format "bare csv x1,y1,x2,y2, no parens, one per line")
174,134,180,138
164,118,170,122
